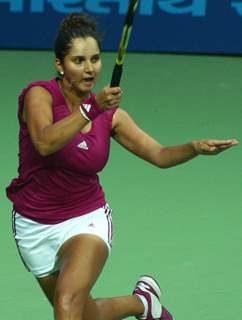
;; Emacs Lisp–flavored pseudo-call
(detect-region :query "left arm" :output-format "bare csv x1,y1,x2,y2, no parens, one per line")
112,109,238,169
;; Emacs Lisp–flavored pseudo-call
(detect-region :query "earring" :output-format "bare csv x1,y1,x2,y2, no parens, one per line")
59,71,64,76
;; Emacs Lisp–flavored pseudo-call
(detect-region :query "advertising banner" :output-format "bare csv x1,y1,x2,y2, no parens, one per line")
0,0,242,54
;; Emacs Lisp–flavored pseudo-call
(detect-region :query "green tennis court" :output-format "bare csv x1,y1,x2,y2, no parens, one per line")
1,50,242,319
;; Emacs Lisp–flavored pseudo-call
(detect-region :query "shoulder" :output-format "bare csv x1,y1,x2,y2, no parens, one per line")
23,79,58,104
22,81,54,122
22,79,57,97
25,86,52,105
112,108,135,130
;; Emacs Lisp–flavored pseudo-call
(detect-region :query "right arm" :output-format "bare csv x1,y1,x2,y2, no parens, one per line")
23,85,122,156
23,86,89,156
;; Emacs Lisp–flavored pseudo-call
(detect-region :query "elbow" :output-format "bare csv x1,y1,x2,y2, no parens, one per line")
34,142,53,157
154,157,172,169
38,148,51,157
155,147,174,169
151,160,171,169
157,163,171,169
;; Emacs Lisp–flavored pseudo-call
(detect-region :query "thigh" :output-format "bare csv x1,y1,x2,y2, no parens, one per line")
57,233,109,293
52,234,109,319
36,234,108,304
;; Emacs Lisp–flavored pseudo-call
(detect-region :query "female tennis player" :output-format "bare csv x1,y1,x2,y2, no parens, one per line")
6,13,238,320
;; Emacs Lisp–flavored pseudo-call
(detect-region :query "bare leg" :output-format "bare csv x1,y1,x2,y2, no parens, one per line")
86,296,144,320
37,234,144,320
53,234,108,320
38,276,143,320
37,271,59,305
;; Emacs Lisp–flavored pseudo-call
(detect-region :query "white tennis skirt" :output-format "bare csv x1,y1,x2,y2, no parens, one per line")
12,204,113,278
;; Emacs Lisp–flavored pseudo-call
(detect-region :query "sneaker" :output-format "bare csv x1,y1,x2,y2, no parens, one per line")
133,275,174,320
160,306,174,320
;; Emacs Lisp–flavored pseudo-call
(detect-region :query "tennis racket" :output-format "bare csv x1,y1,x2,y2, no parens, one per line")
110,0,139,87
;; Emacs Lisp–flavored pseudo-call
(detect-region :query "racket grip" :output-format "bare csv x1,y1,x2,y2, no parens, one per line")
110,64,123,87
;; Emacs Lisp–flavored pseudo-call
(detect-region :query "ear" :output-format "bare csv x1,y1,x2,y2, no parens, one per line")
55,58,64,76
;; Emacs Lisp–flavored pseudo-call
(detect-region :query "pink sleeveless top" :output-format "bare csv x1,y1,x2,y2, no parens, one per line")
6,79,117,224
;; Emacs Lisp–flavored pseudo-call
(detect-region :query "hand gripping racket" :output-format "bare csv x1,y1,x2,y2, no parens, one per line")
110,0,139,87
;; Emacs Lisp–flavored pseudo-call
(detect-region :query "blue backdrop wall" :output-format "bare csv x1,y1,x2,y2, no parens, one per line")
0,0,242,54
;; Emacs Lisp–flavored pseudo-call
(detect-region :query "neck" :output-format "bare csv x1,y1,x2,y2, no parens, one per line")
58,78,89,111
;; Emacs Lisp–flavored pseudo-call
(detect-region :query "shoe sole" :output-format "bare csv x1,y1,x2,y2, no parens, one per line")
138,275,161,299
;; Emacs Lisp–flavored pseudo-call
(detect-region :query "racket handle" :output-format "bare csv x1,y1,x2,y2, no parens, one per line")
110,64,123,87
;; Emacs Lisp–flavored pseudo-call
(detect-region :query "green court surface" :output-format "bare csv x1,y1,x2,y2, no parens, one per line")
1,50,242,319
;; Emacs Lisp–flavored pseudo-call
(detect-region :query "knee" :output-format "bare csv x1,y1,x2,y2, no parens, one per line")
54,286,87,315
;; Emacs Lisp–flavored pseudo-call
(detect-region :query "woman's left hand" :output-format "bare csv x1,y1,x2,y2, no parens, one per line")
192,139,239,155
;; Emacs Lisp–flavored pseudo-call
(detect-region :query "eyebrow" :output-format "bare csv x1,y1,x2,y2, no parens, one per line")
72,52,100,58
72,55,85,59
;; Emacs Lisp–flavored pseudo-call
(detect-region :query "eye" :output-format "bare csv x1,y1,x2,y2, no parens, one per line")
74,56,85,64
91,54,100,63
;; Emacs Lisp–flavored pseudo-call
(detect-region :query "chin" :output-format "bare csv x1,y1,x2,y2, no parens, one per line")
80,87,92,94
82,84,95,92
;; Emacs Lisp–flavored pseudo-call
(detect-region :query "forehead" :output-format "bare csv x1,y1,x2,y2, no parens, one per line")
67,37,100,56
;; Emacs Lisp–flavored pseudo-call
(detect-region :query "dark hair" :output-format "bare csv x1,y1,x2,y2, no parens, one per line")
54,13,102,62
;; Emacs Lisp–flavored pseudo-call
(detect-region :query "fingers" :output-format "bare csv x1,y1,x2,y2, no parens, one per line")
224,139,239,146
106,86,123,103
108,86,123,95
194,138,239,155
207,139,239,147
106,88,122,107
207,139,239,153
96,85,123,110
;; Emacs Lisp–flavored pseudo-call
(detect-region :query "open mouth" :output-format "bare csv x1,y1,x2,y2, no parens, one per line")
83,77,94,84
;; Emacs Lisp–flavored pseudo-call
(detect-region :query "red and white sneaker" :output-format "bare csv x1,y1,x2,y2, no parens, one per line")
133,275,174,320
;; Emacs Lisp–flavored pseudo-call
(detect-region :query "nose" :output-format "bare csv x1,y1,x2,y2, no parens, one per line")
84,60,94,72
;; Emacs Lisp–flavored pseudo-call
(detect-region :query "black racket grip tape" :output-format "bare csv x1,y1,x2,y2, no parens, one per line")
110,64,123,87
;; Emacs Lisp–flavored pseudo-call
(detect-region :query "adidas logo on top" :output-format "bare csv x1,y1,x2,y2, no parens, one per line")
77,140,88,150
82,104,92,112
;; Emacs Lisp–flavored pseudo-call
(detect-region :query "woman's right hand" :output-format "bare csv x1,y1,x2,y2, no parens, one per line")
95,85,123,110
